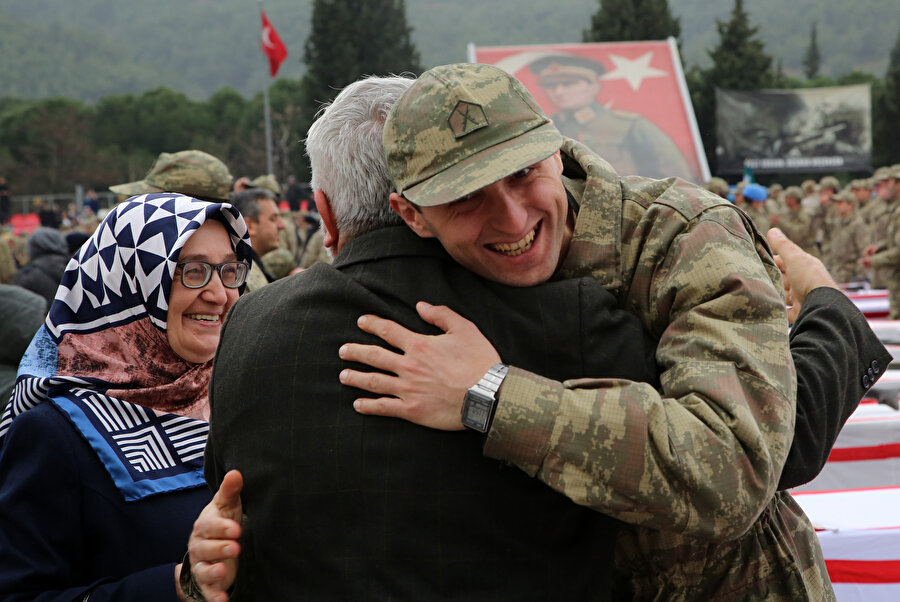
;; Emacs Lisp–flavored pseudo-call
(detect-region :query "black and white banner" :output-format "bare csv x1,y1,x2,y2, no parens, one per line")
716,84,871,174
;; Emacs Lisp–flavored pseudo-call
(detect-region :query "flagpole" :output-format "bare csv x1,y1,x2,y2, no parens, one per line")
258,0,274,176
263,78,274,176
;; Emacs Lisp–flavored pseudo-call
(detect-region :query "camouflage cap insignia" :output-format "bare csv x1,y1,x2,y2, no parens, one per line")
448,101,488,139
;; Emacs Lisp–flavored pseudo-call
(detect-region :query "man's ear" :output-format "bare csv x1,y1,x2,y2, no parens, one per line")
389,192,435,239
245,218,258,240
553,150,563,174
313,189,339,252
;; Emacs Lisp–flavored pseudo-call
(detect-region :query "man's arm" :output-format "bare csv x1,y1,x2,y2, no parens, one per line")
768,228,892,489
347,206,794,540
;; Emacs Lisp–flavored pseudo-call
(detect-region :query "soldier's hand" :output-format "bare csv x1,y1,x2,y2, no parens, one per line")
768,228,837,322
341,301,501,431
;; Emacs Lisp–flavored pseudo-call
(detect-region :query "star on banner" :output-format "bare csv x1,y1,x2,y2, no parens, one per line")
601,52,667,91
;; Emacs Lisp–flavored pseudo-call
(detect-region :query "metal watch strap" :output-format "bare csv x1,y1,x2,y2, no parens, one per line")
179,551,206,601
461,363,509,433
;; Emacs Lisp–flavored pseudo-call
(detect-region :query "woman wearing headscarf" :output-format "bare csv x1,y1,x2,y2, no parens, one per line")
0,194,251,601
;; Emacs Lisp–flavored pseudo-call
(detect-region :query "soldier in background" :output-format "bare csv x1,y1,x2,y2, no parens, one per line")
110,150,233,202
742,183,771,234
822,190,869,286
862,166,900,289
528,54,693,180
704,176,729,199
811,175,839,256
766,182,784,215
851,178,875,225
800,178,819,213
776,186,817,256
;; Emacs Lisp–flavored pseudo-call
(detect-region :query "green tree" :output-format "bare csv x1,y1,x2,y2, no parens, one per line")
873,29,900,166
803,22,821,80
583,0,681,45
0,98,103,192
689,0,774,173
301,0,421,113
298,0,422,177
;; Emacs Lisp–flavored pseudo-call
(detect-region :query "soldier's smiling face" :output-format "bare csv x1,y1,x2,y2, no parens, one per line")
391,153,573,288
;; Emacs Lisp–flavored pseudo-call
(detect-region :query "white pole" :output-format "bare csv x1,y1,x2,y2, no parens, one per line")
259,0,274,176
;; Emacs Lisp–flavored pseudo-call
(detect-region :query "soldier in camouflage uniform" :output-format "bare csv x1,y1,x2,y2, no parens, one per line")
811,175,839,258
341,63,829,600
742,183,772,234
822,191,869,285
704,176,729,199
109,150,233,201
852,178,875,225
775,186,817,256
866,166,900,315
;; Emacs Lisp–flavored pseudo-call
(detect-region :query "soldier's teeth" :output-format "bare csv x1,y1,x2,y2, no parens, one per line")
489,228,536,256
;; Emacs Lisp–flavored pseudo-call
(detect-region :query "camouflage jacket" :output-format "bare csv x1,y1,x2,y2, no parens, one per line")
870,202,900,271
775,207,817,256
484,139,831,600
822,215,869,284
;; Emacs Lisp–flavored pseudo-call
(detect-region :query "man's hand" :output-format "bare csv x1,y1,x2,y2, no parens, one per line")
861,243,879,268
186,470,243,602
767,227,838,322
340,301,501,430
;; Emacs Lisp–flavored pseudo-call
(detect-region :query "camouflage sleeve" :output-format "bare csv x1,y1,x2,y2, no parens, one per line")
484,205,796,541
870,221,900,268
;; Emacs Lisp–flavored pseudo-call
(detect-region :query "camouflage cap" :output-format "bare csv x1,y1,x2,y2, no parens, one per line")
832,189,856,204
251,174,282,195
704,177,729,196
892,164,900,179
768,183,783,193
384,62,563,207
818,175,839,191
801,179,817,193
783,185,803,199
850,178,871,190
873,166,893,182
110,150,233,200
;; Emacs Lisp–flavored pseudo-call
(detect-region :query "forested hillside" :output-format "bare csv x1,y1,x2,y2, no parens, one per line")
1,0,897,102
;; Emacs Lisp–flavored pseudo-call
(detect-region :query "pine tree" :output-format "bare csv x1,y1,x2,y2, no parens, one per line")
705,0,773,91
689,0,774,172
803,22,821,80
298,0,422,177
583,0,681,44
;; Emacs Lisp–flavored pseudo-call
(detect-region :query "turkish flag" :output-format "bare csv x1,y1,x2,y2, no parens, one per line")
260,11,288,77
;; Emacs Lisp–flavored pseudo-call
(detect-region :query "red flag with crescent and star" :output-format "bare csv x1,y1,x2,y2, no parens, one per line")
260,10,288,77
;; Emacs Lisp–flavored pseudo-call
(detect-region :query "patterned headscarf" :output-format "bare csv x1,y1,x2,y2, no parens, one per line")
0,194,251,500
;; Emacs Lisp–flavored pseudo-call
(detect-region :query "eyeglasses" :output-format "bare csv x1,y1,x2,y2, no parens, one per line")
175,261,249,289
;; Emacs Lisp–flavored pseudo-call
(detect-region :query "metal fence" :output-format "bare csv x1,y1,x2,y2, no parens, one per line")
7,186,118,215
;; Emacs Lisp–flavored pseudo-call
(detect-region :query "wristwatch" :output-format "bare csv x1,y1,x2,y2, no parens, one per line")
461,363,509,433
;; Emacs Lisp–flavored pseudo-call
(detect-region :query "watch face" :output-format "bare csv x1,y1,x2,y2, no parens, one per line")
462,389,493,432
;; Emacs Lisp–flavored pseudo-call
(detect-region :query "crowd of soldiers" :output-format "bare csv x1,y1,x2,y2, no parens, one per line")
706,164,900,315
0,151,332,303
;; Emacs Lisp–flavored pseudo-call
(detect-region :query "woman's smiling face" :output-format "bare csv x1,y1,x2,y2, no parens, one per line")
166,220,239,364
